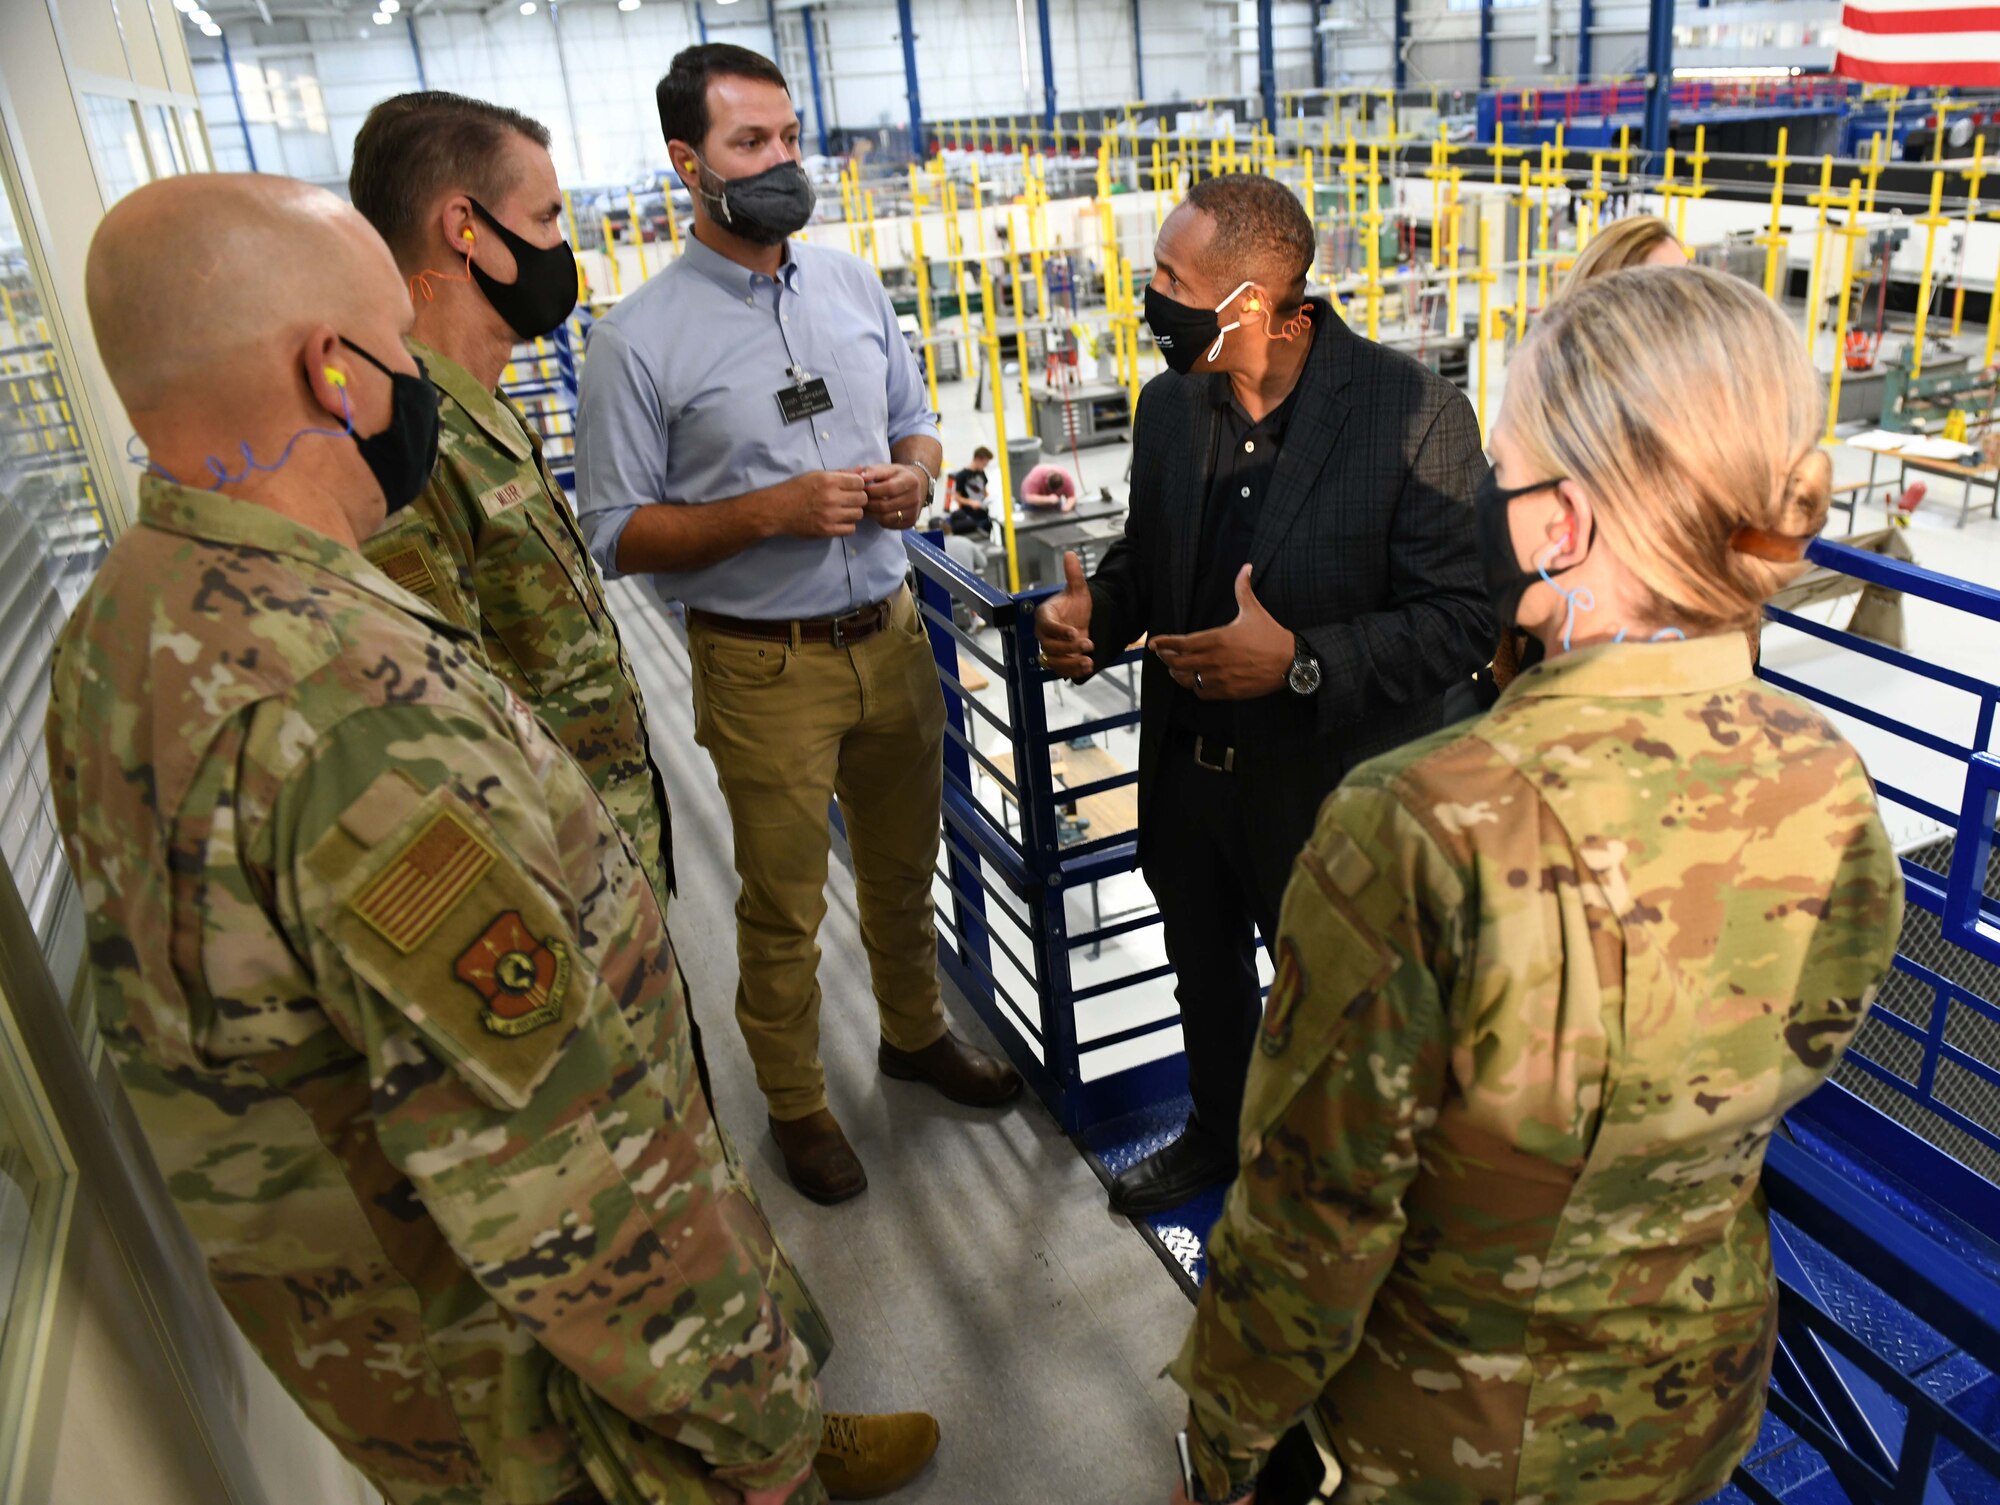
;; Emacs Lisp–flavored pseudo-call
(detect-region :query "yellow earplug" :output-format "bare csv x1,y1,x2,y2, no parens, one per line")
324,367,347,388
461,227,475,241
1246,297,1261,311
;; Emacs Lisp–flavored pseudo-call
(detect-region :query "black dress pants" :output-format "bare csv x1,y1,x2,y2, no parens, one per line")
1138,729,1344,1148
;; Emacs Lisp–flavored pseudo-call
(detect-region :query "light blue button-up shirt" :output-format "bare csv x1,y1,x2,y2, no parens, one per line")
574,231,940,619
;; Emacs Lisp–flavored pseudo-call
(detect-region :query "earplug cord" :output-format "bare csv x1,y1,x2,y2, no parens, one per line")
410,233,477,304
127,382,358,490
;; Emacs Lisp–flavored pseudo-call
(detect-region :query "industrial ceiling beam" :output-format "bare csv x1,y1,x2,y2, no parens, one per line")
1577,0,1593,80
1133,0,1145,101
1478,0,1492,88
1257,0,1275,128
802,3,829,156
895,0,924,157
1392,0,1407,92
1642,0,1672,162
1037,0,1057,134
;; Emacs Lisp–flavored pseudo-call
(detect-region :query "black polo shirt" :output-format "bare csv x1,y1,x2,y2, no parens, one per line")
1171,379,1303,741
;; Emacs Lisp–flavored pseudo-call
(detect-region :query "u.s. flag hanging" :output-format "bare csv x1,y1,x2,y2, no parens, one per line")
1836,0,2000,87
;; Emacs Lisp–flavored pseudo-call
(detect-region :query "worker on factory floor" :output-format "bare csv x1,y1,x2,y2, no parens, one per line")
52,174,938,1505
574,44,1020,1210
1020,460,1079,511
1167,267,1902,1505
1035,172,1493,1219
946,444,993,508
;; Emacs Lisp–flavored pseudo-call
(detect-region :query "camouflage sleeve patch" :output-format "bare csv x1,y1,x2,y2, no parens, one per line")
304,767,582,1111
1171,782,1462,1495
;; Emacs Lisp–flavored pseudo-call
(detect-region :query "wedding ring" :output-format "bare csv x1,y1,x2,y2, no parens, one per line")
1194,671,1204,691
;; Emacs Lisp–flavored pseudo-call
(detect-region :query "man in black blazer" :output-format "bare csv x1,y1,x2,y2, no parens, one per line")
1037,173,1492,1217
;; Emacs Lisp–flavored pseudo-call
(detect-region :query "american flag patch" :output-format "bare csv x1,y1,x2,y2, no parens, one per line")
349,807,495,954
375,545,438,599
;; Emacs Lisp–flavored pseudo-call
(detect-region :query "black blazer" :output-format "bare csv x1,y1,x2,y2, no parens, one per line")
1088,300,1495,819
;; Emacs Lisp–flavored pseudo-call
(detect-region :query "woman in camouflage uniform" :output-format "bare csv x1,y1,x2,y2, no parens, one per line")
1169,266,1905,1505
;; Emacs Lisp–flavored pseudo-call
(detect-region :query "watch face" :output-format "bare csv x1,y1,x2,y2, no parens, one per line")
1289,657,1322,695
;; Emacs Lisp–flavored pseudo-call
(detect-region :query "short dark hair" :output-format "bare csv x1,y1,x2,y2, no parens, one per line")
1183,172,1316,308
350,91,550,268
973,446,993,461
657,45,791,154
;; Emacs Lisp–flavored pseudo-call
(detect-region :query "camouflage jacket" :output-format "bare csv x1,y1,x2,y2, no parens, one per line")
1171,634,1903,1504
364,340,673,907
48,478,828,1505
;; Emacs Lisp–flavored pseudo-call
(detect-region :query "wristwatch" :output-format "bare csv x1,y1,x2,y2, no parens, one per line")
1176,1430,1257,1505
905,456,938,509
1287,634,1323,696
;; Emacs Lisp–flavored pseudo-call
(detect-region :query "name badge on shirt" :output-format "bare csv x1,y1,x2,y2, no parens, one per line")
480,479,530,518
775,376,835,425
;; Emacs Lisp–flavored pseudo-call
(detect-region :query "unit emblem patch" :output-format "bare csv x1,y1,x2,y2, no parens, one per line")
455,910,570,1036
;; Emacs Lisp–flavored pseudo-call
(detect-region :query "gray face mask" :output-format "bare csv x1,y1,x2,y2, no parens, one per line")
687,151,815,245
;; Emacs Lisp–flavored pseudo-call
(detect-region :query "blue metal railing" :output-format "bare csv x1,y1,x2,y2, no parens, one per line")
908,536,1185,1130
1723,533,2000,1504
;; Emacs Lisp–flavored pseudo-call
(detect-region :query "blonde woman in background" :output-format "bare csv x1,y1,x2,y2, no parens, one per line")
1564,211,1686,286
1167,266,1903,1505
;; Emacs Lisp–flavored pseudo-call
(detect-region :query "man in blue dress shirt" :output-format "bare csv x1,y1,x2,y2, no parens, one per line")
575,44,1020,1206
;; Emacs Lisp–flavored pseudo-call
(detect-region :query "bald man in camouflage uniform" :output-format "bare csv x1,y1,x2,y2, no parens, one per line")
349,91,673,912
1170,635,1903,1504
51,175,934,1505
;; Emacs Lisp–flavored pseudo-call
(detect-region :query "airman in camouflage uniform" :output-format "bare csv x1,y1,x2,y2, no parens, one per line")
364,342,673,905
1172,634,1904,1503
49,172,937,1505
350,92,672,911
52,472,830,1503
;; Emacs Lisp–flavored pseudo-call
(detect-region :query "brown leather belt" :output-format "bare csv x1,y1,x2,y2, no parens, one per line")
688,597,894,648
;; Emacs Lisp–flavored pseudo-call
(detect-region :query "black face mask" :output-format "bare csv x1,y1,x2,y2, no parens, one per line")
467,199,579,340
1143,279,1259,376
688,154,816,245
1473,470,1568,627
1144,285,1221,375
340,336,440,516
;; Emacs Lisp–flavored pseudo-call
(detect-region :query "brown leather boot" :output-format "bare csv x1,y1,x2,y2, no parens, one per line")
878,1030,1023,1107
769,1109,867,1205
816,1411,940,1499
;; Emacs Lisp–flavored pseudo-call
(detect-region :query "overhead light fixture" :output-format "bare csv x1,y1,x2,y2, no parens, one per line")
372,10,391,20
619,0,640,9
520,0,536,11
190,7,210,20
200,20,220,33
382,0,400,11
173,0,194,11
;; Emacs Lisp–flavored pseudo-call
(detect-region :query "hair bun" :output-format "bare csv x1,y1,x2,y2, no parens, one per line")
1777,448,1833,537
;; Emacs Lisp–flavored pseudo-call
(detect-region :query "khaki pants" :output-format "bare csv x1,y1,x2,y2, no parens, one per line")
689,586,948,1121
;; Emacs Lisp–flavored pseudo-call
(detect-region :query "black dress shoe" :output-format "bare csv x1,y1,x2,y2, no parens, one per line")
1108,1129,1237,1218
